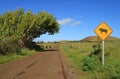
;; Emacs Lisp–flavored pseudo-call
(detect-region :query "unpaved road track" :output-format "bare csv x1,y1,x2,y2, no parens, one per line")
0,48,79,79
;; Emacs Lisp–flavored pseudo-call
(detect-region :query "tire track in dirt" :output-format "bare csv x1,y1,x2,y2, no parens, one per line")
12,52,50,79
60,52,81,79
0,52,46,79
0,46,80,79
13,51,64,79
59,53,67,79
13,57,42,79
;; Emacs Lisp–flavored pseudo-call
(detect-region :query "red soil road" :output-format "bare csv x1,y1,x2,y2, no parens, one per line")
0,49,80,79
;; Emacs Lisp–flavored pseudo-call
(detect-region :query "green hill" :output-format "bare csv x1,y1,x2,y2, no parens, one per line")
81,36,120,42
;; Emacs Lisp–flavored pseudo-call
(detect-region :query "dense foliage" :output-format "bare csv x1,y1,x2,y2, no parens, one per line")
0,8,59,55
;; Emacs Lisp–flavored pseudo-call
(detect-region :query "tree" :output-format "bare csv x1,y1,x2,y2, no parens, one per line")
0,8,59,54
20,11,59,47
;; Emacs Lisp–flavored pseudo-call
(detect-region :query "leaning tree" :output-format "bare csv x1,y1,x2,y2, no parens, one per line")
0,8,59,54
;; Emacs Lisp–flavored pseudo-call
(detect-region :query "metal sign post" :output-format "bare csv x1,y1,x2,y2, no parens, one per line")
94,22,113,66
102,41,104,66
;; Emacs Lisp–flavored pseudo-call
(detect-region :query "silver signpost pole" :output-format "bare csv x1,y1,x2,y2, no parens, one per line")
94,22,113,66
102,41,104,66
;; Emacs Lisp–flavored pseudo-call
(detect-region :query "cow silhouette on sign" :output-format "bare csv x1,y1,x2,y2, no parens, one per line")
99,28,107,34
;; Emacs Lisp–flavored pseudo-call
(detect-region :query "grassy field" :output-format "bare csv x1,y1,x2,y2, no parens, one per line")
60,40,120,79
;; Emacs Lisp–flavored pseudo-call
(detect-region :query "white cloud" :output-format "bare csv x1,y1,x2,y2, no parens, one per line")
58,18,81,26
72,21,81,26
57,18,73,25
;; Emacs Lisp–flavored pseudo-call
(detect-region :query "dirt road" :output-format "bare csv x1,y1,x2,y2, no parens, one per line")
0,48,79,79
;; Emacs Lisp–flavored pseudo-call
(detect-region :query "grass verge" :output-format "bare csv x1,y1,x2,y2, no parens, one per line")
60,41,120,79
0,48,36,64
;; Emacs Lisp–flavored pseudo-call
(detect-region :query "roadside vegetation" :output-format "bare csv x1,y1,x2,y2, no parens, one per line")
0,42,56,64
0,49,36,64
60,39,120,79
0,8,59,64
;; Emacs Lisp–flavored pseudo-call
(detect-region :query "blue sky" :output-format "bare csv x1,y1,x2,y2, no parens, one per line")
0,0,120,42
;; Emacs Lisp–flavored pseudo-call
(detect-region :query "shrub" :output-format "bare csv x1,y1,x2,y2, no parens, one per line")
82,55,100,71
0,37,21,55
21,48,36,56
110,64,120,79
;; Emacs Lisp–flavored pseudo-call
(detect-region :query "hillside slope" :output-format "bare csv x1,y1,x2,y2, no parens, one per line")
81,36,120,42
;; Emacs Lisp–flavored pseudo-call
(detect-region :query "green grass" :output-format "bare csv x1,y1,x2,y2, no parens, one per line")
0,48,36,64
60,42,94,69
0,42,55,64
60,40,120,79
0,55,23,64
21,48,36,56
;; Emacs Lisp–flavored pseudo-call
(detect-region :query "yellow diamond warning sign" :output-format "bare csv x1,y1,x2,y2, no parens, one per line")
94,22,113,41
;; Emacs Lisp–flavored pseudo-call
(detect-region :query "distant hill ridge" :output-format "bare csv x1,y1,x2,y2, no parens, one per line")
81,36,120,42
